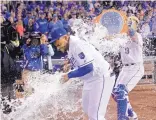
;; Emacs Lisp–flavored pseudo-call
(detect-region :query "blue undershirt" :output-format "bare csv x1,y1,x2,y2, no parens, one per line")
68,63,93,79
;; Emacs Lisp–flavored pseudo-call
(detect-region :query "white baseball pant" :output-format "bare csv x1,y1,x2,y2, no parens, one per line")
115,63,144,92
82,73,115,120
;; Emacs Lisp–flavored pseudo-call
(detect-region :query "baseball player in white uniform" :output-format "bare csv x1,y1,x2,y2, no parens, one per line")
50,28,115,120
112,17,144,120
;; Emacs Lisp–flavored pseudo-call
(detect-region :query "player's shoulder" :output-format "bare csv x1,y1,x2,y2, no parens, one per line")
70,35,81,44
69,36,87,52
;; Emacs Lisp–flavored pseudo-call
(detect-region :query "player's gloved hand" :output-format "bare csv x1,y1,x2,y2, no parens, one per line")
60,74,69,84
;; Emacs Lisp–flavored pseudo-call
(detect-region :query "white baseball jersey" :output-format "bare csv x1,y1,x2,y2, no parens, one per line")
120,33,143,64
115,33,144,92
68,36,110,81
68,36,115,120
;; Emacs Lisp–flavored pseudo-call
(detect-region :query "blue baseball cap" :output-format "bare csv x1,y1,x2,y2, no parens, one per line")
50,28,67,43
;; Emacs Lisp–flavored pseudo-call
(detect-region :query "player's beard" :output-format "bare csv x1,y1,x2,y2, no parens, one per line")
59,41,69,53
59,45,68,53
56,37,69,53
59,47,66,53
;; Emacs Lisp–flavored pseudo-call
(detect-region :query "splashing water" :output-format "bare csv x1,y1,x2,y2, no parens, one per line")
1,20,127,120
73,21,128,56
1,72,83,120
1,19,152,120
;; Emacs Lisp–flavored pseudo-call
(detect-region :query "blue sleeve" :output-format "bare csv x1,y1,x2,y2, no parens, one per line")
23,17,28,26
40,44,48,56
59,20,64,28
33,22,39,31
24,48,31,60
48,22,51,29
68,63,93,79
45,20,49,33
48,22,53,33
22,44,26,50
33,22,38,31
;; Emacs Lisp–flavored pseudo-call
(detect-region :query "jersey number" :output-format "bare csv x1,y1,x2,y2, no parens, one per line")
125,47,129,54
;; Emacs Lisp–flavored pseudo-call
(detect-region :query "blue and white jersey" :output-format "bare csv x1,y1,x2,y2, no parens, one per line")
35,18,48,34
68,36,110,81
22,44,48,71
48,20,64,33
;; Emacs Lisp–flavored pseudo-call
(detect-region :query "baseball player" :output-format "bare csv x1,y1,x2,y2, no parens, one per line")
50,28,115,120
112,16,144,120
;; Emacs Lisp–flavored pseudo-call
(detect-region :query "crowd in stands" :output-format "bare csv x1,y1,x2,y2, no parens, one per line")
1,1,156,84
1,1,156,36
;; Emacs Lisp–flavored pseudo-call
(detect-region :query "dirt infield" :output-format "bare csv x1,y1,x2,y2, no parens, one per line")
56,84,156,120
2,84,156,120
106,84,156,120
66,84,156,120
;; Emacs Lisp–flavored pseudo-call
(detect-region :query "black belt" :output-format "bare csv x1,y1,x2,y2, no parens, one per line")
124,63,136,66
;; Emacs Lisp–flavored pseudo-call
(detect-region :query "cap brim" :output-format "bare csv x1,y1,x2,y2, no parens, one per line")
50,33,67,43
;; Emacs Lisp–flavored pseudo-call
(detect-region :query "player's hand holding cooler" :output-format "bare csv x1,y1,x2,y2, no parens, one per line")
50,28,115,120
